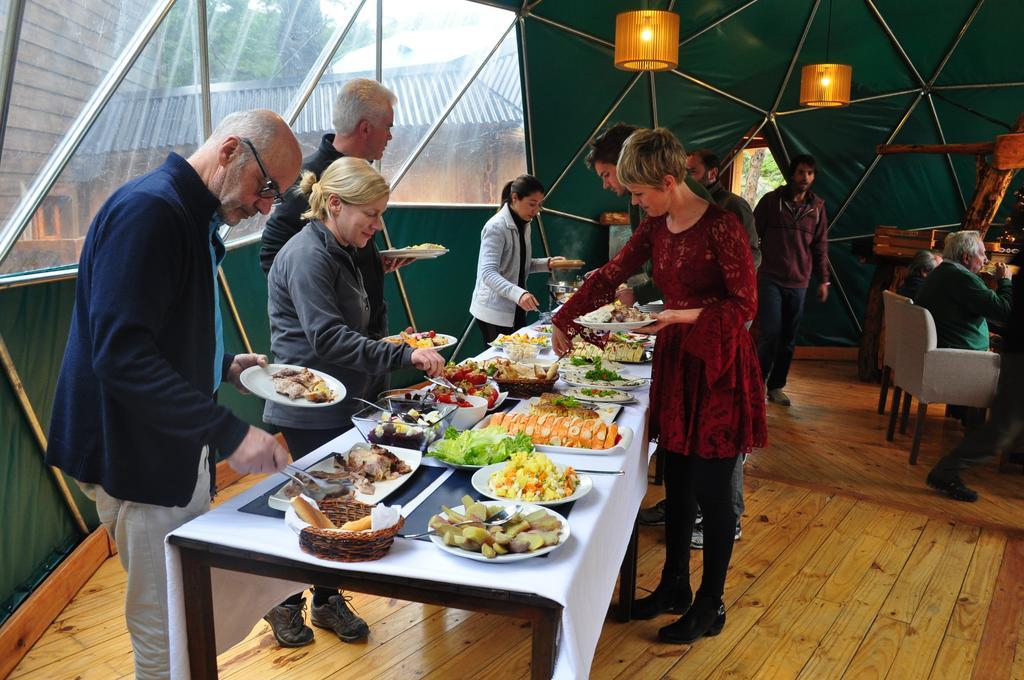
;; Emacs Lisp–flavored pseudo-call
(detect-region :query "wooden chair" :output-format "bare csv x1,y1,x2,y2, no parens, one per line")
885,298,1001,464
878,291,912,415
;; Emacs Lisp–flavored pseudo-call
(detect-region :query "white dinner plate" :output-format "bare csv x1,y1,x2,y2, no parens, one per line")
574,319,656,332
559,368,650,391
268,444,422,511
471,463,593,506
379,248,448,259
382,333,457,349
562,387,635,404
239,363,346,408
427,501,570,563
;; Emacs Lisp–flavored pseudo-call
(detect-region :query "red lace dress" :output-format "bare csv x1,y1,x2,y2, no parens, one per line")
553,205,767,458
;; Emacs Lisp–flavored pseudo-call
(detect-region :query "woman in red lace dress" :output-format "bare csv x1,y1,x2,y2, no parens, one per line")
552,128,766,644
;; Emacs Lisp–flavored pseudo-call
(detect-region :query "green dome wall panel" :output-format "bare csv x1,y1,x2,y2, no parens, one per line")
936,1,1024,86
871,0,979,81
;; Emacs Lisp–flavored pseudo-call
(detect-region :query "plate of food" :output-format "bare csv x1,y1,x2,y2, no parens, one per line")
532,324,553,335
428,425,535,470
427,499,569,562
383,330,457,349
560,359,650,391
575,301,656,331
471,453,592,506
490,332,551,349
268,442,421,511
379,243,449,259
481,411,632,454
563,387,635,404
240,364,346,408
504,392,622,424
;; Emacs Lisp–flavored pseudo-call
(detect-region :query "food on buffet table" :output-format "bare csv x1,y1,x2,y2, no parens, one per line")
291,496,335,529
271,367,336,402
530,392,599,419
492,333,550,347
429,426,534,467
487,452,578,502
340,516,372,532
533,324,553,334
506,343,541,362
578,300,655,325
336,444,411,482
350,399,457,452
564,386,634,403
428,497,564,558
567,334,648,363
482,357,559,382
443,361,490,385
488,411,619,449
383,330,453,348
561,358,650,389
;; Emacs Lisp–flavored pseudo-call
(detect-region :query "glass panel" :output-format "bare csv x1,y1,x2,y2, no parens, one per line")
0,0,159,265
378,0,514,186
209,0,364,245
0,0,202,276
389,30,525,205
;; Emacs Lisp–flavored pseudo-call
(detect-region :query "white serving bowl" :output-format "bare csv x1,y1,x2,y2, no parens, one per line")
450,394,489,430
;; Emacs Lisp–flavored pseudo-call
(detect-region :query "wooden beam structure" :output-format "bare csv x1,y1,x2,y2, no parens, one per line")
877,114,1024,238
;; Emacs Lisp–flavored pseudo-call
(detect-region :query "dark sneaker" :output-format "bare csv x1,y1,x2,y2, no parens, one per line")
312,594,369,642
767,388,791,406
690,524,704,550
926,471,979,502
734,522,742,541
638,499,666,526
263,600,314,648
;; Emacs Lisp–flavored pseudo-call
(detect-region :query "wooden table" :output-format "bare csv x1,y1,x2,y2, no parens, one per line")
171,535,564,679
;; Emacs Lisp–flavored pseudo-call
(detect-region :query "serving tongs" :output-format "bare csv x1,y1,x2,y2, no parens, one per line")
281,465,350,500
427,375,467,395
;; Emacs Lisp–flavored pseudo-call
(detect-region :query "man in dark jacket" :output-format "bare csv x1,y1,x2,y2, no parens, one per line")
754,154,830,406
46,109,299,679
686,148,760,269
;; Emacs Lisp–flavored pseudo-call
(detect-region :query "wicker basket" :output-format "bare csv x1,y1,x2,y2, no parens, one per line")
298,498,405,562
494,376,558,399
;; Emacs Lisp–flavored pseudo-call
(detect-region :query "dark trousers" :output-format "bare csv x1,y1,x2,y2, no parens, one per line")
476,310,526,345
279,426,351,607
757,279,807,390
662,449,739,602
931,353,1024,480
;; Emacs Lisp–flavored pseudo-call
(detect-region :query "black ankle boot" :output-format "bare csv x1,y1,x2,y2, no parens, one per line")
631,576,692,620
658,597,725,643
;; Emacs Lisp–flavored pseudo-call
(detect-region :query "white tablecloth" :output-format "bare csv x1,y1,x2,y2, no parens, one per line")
166,342,653,679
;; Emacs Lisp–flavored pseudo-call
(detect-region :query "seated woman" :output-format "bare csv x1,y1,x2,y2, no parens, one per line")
897,249,942,298
914,230,1013,350
551,128,765,645
262,156,445,647
469,174,564,343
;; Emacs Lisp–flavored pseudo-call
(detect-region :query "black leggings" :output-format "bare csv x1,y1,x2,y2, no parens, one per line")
662,449,739,602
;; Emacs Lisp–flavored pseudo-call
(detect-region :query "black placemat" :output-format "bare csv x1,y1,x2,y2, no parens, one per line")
400,469,575,541
237,463,446,519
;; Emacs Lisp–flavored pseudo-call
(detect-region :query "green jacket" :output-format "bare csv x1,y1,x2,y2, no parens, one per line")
627,177,713,304
913,261,1013,351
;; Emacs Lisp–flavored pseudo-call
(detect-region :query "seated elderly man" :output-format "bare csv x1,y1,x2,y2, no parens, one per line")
897,249,942,298
913,230,1013,350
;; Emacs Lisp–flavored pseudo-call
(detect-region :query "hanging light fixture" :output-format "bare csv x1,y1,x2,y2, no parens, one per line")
614,10,680,72
799,0,852,107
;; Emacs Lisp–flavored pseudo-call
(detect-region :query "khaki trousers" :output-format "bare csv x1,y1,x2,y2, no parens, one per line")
87,449,211,680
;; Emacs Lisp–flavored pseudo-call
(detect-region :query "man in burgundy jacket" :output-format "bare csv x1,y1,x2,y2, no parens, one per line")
753,154,830,406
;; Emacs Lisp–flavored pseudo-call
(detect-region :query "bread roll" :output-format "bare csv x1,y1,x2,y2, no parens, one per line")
291,496,335,529
341,515,372,532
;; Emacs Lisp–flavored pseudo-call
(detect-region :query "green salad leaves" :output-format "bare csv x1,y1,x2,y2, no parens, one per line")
429,426,534,466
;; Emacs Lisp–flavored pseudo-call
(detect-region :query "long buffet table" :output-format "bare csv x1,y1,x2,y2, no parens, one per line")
165,339,654,679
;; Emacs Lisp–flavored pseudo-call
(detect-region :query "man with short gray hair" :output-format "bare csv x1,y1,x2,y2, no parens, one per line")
47,109,299,678
914,230,1013,350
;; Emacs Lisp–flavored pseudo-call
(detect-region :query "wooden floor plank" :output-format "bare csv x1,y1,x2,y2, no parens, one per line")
11,360,1024,680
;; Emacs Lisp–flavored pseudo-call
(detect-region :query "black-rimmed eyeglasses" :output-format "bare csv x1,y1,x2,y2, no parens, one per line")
240,137,284,205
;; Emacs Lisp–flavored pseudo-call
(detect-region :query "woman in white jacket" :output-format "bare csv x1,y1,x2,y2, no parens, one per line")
470,174,564,342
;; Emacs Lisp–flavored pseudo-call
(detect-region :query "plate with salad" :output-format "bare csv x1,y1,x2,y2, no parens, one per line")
427,425,535,470
562,387,636,404
560,358,650,391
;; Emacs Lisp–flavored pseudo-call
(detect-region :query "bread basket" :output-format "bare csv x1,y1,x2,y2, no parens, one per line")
298,498,405,562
